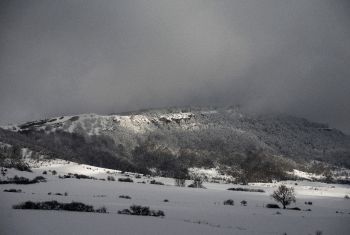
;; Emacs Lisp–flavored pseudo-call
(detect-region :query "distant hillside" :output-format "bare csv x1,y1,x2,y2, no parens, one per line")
1,107,350,181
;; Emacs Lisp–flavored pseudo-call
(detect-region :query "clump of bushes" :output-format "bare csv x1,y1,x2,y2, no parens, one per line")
223,199,234,206
118,178,133,183
305,201,313,205
240,200,247,206
0,175,46,185
118,205,165,217
163,199,169,202
344,195,349,199
13,200,107,213
119,195,131,199
266,203,280,209
150,180,164,185
59,173,96,180
227,187,265,193
4,189,22,193
175,178,186,187
188,177,205,188
107,176,115,181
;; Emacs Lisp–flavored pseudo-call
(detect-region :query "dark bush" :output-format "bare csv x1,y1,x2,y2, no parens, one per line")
240,200,247,206
118,178,133,183
345,195,350,199
73,174,94,180
118,209,131,215
288,207,301,211
62,202,94,212
4,189,22,193
175,178,186,187
188,177,204,188
0,175,46,185
164,199,169,202
304,201,313,205
107,176,115,181
227,187,265,193
223,199,234,206
119,195,131,199
42,171,47,175
118,205,165,217
95,206,107,213
266,203,280,209
52,170,57,175
12,200,107,213
150,180,164,185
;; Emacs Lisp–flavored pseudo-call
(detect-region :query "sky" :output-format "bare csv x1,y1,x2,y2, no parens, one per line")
0,0,350,133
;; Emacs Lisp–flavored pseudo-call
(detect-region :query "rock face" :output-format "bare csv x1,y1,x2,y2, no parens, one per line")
1,106,350,174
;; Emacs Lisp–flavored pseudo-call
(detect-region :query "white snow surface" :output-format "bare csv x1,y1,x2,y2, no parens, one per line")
1,159,350,235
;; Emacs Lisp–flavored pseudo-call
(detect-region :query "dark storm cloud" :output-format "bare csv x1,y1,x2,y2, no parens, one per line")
1,0,349,132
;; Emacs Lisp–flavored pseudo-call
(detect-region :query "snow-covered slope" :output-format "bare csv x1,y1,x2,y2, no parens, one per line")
1,159,350,235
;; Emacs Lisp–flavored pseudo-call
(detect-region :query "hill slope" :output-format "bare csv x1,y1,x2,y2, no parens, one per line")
1,107,349,179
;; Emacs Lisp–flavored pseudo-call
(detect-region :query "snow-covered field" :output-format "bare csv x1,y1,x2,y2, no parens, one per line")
1,160,350,235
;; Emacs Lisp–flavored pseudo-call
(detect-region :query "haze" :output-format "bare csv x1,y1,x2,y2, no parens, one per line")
1,0,349,133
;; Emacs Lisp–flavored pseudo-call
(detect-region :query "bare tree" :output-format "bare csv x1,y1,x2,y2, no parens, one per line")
271,185,296,209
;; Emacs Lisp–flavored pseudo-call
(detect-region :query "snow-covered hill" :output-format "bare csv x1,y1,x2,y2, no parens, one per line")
1,107,350,176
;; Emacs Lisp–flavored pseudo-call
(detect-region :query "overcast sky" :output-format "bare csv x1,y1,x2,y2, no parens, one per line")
1,0,349,133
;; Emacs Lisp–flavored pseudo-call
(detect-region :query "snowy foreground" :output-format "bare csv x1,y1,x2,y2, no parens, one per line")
1,160,350,235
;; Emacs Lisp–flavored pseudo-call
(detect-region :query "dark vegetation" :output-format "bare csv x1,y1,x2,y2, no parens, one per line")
271,185,296,209
0,145,31,172
107,176,115,181
150,179,164,185
223,199,234,206
118,177,133,183
119,195,131,199
59,173,96,180
266,203,280,209
3,188,22,193
12,200,107,213
240,200,247,206
227,187,265,193
0,175,46,184
118,205,165,217
188,177,205,188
